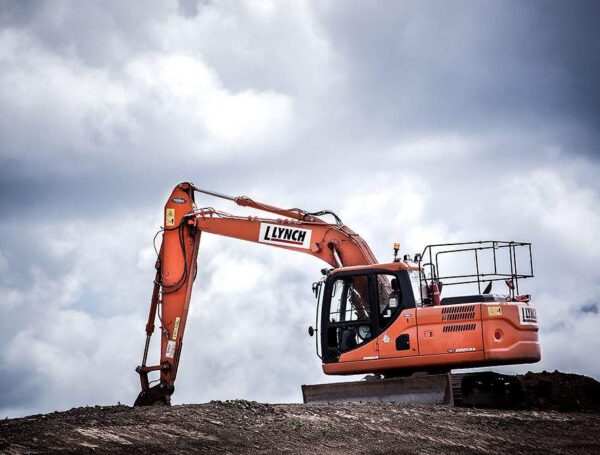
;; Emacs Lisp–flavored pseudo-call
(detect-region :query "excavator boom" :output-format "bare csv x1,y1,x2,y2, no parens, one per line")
135,182,377,405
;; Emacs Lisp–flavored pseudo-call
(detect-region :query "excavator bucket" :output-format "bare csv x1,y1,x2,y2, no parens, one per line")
302,374,453,405
134,383,174,407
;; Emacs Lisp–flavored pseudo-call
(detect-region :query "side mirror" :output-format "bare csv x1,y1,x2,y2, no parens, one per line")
308,326,315,337
312,281,322,298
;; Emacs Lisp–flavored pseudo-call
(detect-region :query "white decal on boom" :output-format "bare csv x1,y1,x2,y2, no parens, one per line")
258,223,312,249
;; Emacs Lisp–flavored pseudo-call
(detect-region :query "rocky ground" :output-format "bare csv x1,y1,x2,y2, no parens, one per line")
1,371,599,454
1,400,599,454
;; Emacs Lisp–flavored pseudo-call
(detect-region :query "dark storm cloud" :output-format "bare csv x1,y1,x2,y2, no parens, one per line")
0,366,40,408
0,0,599,417
0,0,169,66
0,0,35,27
580,303,598,314
315,1,600,156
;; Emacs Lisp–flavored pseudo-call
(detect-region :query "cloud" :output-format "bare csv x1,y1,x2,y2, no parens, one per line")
0,29,293,164
505,169,600,259
0,0,599,417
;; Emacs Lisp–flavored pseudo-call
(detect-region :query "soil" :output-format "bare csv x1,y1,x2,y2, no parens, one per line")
517,370,600,411
1,371,599,454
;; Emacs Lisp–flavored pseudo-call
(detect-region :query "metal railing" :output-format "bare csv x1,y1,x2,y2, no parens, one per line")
418,241,534,300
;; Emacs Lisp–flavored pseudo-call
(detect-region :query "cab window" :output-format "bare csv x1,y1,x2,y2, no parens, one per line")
327,274,371,352
375,273,403,329
329,275,370,323
408,270,425,307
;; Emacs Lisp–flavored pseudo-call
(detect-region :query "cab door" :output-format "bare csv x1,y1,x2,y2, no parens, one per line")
321,272,379,364
374,271,419,359
378,309,418,359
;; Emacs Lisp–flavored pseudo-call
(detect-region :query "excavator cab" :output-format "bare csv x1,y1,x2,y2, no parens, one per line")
318,265,416,364
314,241,540,378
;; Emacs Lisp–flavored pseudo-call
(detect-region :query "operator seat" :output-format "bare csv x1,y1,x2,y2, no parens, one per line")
339,328,357,351
379,278,402,328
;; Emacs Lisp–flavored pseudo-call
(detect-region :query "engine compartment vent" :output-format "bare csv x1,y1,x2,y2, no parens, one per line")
441,305,476,321
443,323,477,333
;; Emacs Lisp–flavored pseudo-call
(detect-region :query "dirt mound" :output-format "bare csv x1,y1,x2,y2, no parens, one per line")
1,399,599,454
518,370,600,412
2,371,599,454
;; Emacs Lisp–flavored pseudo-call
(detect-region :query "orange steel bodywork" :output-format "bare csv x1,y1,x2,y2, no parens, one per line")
138,182,540,398
323,263,540,376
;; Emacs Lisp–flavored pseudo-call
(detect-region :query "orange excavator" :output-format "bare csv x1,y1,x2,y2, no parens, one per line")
134,182,540,406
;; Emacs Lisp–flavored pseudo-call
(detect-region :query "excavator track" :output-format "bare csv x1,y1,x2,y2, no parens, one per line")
455,371,524,408
451,373,464,406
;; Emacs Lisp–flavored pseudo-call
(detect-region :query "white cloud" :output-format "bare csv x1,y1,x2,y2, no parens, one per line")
126,53,294,152
340,173,457,260
388,134,483,163
0,30,294,168
505,169,600,259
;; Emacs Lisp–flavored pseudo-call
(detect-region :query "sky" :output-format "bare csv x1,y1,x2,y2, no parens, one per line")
0,0,599,418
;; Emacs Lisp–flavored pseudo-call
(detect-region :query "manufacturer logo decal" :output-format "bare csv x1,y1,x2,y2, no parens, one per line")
448,347,476,353
362,355,379,360
518,305,537,325
171,197,186,204
382,333,390,343
258,223,312,249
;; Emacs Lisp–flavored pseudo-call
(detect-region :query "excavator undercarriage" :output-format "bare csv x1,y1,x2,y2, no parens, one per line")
302,371,528,408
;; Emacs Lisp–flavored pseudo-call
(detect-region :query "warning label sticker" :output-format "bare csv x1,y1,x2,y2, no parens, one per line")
258,223,312,249
488,306,502,316
166,208,175,227
172,317,181,340
166,340,176,358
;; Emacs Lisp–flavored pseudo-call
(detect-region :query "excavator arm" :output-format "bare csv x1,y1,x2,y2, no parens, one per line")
134,182,377,406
